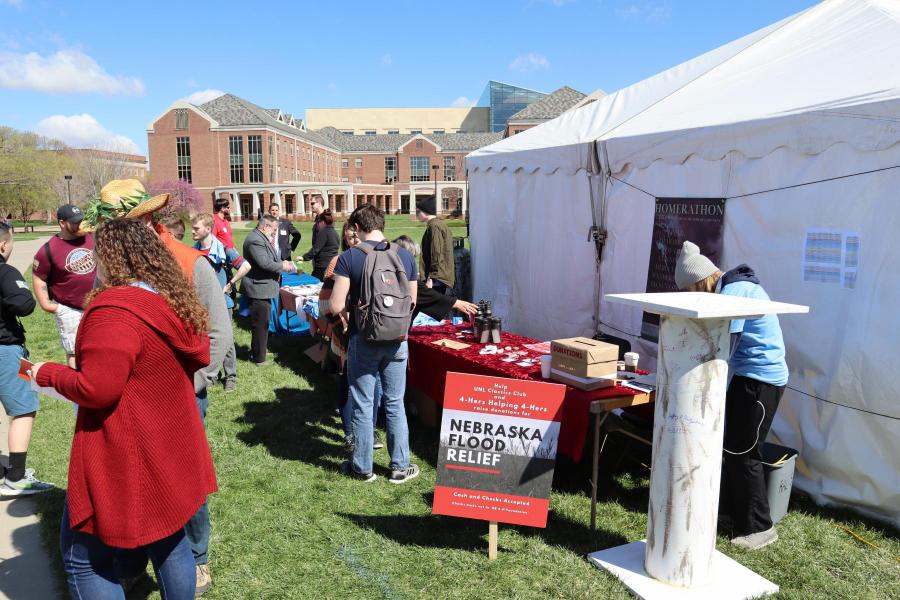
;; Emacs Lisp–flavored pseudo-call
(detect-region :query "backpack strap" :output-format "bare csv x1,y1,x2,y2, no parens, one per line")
42,239,55,301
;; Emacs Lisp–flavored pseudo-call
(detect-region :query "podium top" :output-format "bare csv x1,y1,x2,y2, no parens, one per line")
605,292,809,319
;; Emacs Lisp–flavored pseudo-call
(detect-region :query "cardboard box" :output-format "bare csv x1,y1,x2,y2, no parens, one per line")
551,337,619,379
549,368,617,391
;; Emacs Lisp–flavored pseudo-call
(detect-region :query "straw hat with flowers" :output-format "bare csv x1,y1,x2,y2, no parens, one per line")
81,179,169,232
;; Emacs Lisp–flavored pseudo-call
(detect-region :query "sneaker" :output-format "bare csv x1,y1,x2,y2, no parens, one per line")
389,464,420,485
195,564,212,597
373,430,384,450
0,469,55,497
731,527,778,550
223,379,236,393
340,461,377,483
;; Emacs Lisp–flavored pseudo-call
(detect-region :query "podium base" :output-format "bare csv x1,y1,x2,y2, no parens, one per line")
588,541,778,599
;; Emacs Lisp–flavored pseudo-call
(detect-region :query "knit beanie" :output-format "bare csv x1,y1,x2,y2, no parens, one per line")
674,241,719,290
415,195,437,216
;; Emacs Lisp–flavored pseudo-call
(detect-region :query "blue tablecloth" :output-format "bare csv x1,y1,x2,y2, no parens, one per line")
238,272,320,336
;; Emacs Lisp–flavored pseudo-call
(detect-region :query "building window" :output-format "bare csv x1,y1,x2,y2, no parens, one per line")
341,177,349,182
364,130,376,136
355,176,363,184
175,109,188,131
355,158,363,168
341,130,354,135
384,157,397,182
410,129,421,135
268,136,274,182
229,136,244,184
415,140,423,149
387,129,399,134
410,156,430,182
442,194,450,212
341,158,349,168
248,135,263,183
176,136,191,183
433,129,444,134
443,156,456,181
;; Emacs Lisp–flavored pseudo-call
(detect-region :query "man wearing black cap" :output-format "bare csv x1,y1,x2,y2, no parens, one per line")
31,205,96,369
415,195,455,294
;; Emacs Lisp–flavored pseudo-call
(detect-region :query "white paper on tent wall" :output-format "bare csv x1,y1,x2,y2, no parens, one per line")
802,230,859,289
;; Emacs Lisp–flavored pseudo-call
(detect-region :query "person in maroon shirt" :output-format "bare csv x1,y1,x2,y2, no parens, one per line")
32,205,95,369
212,197,235,250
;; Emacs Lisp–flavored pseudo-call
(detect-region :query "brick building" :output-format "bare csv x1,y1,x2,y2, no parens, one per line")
147,85,584,219
503,86,590,137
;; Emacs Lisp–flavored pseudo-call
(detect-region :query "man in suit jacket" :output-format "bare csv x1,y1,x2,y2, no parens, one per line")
241,215,296,364
268,203,301,261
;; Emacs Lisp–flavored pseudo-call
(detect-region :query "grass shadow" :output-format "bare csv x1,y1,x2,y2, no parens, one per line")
335,506,627,556
235,386,347,471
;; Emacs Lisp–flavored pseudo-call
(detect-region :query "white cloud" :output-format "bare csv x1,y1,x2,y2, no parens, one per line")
450,96,476,108
0,48,144,95
509,52,550,73
381,53,392,66
184,89,224,105
616,2,672,23
35,114,140,154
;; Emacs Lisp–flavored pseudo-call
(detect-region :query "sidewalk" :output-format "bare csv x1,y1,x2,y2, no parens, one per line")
0,233,61,600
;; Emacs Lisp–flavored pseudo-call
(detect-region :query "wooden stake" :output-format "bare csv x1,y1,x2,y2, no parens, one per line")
488,521,498,560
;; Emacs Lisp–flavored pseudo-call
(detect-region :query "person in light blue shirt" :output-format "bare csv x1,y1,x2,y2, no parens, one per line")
674,241,787,551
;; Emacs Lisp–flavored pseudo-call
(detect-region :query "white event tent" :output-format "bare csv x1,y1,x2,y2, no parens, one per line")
466,0,900,525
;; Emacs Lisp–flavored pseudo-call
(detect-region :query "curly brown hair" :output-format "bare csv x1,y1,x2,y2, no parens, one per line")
87,219,209,334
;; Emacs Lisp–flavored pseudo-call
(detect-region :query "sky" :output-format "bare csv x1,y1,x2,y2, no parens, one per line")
0,0,820,157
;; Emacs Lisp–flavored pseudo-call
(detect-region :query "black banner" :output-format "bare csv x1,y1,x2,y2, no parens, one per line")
642,198,727,342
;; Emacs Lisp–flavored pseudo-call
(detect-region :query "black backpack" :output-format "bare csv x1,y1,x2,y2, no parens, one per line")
354,242,412,343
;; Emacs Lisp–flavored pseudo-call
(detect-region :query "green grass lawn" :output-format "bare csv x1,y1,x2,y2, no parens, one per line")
19,249,900,598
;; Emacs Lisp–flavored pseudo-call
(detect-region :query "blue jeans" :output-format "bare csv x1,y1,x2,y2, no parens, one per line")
0,344,39,417
185,390,209,565
347,335,409,475
60,500,195,600
338,370,382,442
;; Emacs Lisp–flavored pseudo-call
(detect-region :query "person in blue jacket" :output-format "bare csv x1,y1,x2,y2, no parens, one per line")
675,240,787,551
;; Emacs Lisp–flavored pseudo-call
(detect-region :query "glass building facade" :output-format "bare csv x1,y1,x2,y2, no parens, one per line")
478,81,547,133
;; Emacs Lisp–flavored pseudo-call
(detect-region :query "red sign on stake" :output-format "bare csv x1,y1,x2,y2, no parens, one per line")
432,372,566,528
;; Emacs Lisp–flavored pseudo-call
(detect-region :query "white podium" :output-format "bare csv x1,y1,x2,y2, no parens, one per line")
589,292,808,599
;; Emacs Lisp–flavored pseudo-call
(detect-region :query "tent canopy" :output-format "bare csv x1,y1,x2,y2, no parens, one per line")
467,0,900,176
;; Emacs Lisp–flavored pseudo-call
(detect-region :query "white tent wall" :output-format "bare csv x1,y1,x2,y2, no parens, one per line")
469,169,598,342
597,140,900,526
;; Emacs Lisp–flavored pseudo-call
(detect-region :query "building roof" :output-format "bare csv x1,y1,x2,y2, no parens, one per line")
316,127,502,153
197,94,338,149
507,86,587,122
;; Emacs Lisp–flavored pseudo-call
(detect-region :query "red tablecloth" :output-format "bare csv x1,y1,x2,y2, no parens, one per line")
406,324,645,462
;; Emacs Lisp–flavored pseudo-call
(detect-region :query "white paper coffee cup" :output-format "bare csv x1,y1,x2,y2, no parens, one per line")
540,355,552,378
624,352,639,372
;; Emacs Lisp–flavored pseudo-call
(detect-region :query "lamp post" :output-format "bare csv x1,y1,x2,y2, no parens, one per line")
64,175,72,205
432,164,439,210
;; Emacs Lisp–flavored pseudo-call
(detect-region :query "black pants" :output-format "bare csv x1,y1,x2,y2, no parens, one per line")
720,375,785,536
311,266,326,282
248,297,271,363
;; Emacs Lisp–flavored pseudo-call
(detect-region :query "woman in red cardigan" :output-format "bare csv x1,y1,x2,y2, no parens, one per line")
33,218,217,599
